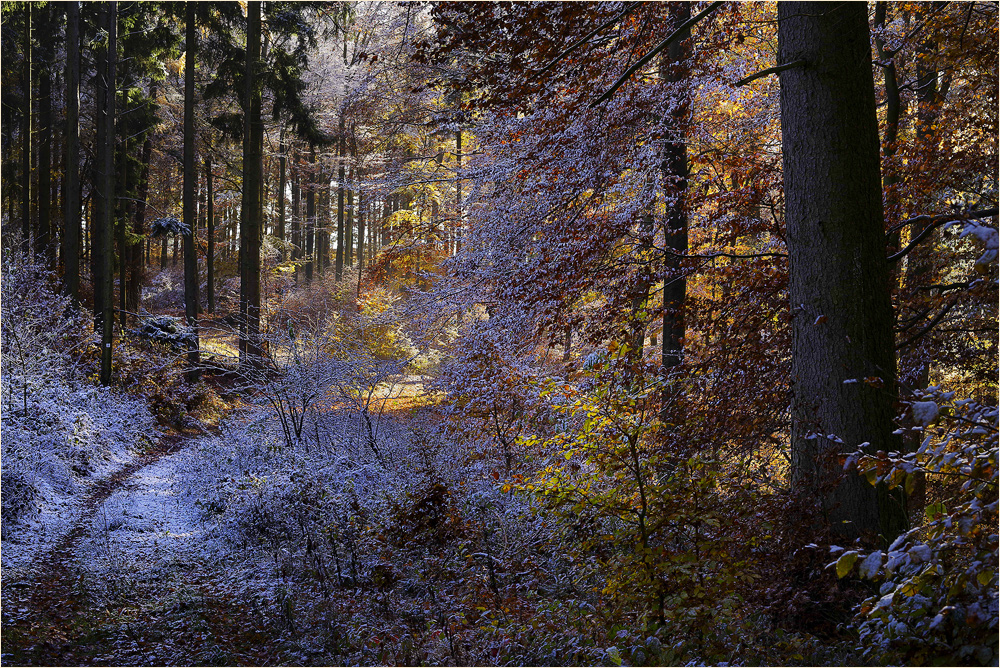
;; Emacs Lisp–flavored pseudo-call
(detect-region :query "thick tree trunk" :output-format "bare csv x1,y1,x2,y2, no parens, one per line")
239,0,264,367
778,2,906,542
63,1,81,304
660,4,690,412
183,4,200,381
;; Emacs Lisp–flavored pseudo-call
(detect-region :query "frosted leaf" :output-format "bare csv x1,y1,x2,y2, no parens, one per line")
859,550,883,580
912,401,939,427
908,543,933,563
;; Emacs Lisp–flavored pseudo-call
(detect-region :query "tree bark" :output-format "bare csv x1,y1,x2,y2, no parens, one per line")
277,131,286,261
305,144,316,282
356,171,365,274
97,1,117,386
183,3,200,381
63,1,81,304
239,0,264,367
206,156,215,313
21,3,32,256
660,3,690,411
37,44,53,266
335,115,346,280
127,101,152,323
778,1,906,542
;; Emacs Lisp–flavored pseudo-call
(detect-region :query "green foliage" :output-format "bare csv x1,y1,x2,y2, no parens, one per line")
517,367,762,662
836,388,999,665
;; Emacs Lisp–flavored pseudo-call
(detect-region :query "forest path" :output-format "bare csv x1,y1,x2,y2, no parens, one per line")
1,429,295,666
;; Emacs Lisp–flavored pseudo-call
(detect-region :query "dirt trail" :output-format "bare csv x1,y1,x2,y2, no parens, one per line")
2,433,189,665
1,427,305,667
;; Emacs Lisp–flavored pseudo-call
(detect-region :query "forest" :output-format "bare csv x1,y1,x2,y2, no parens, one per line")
0,1,997,666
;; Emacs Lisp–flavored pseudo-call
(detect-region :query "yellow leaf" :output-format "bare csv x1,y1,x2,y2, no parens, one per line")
836,551,859,578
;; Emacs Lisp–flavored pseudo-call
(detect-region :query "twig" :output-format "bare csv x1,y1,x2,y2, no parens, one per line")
590,1,725,108
529,2,642,81
887,208,997,264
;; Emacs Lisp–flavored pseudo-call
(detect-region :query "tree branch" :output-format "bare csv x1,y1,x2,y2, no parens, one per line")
733,59,807,87
896,296,961,350
886,208,998,264
590,1,725,108
529,2,642,82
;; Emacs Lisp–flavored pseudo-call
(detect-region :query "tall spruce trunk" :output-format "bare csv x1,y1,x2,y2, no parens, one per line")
206,156,215,313
778,2,906,542
239,0,264,367
183,4,200,381
21,4,32,256
127,117,152,322
63,1,81,304
37,53,53,266
97,1,116,386
277,131,286,261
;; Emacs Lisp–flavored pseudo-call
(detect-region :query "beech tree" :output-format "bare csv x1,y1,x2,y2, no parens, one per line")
778,2,905,540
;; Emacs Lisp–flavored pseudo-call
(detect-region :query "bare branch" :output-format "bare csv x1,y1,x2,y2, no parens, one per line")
733,59,807,87
529,2,642,82
590,1,725,108
887,208,998,264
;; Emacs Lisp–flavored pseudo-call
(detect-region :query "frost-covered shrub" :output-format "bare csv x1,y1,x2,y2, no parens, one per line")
1,251,156,528
837,387,998,665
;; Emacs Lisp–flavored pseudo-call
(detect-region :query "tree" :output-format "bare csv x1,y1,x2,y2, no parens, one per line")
239,0,264,368
777,1,906,541
183,2,200,380
96,1,117,386
63,1,81,305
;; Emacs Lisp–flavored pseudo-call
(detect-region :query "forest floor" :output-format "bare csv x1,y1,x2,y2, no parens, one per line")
0,425,305,666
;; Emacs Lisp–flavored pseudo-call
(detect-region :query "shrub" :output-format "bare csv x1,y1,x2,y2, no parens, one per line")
836,386,999,665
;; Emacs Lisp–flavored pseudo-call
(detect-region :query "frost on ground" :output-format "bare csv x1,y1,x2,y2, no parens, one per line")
75,446,224,610
1,385,156,579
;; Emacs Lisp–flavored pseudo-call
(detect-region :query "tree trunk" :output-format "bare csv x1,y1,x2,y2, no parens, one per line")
305,144,316,282
291,153,301,283
21,3,32,256
277,131,286,261
37,51,53,266
97,1,117,386
63,1,81,304
183,4,200,381
455,129,462,254
356,172,365,275
239,0,264,367
778,1,906,542
127,106,152,322
206,156,215,313
660,4,690,413
335,115,346,281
